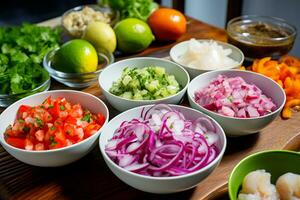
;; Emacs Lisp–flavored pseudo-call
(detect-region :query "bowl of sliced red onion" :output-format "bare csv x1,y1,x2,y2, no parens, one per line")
99,104,226,193
187,70,286,137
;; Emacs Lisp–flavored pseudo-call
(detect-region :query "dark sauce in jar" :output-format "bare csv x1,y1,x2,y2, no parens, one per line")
227,21,295,61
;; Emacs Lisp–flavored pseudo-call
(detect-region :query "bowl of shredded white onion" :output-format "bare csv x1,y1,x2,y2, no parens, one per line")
170,39,244,79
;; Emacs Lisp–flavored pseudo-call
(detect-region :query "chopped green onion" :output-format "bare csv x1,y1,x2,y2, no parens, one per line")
82,113,91,122
59,105,65,111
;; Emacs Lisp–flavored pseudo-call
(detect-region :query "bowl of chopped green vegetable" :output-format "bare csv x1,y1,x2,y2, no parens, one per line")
0,24,61,107
43,48,114,88
98,57,190,111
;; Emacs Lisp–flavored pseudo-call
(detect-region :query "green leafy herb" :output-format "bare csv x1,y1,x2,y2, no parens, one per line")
59,105,65,111
50,126,56,131
18,119,24,123
106,0,158,21
82,113,91,122
0,23,61,95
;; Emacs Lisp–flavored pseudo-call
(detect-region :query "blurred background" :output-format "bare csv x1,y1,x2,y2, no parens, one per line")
0,0,299,56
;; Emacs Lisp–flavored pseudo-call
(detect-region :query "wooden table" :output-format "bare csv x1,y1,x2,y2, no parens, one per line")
1,16,300,200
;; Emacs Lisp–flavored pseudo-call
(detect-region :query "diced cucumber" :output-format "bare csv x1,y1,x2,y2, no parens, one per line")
109,66,181,100
121,91,133,99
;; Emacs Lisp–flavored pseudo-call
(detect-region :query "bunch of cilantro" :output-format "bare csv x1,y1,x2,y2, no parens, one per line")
104,0,158,21
0,24,61,95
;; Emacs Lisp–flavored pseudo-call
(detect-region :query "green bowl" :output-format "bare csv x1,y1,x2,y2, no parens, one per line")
228,150,300,200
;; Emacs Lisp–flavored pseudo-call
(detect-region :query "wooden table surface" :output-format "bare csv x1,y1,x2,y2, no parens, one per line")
1,16,300,200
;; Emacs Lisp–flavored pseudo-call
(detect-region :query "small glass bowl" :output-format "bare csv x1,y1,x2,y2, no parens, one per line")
227,15,297,60
61,4,119,38
43,48,114,88
0,78,50,107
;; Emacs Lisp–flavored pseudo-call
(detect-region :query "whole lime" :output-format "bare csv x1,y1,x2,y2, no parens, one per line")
82,21,116,53
114,18,154,54
52,39,98,73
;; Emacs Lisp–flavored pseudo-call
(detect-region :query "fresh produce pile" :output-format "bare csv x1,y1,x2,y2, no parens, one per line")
0,24,60,95
48,2,187,79
105,105,219,176
194,75,277,118
4,96,106,150
109,67,181,100
249,56,300,119
238,170,300,200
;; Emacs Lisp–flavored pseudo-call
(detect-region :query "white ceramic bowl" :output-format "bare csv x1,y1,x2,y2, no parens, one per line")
0,90,109,167
98,57,190,111
170,39,244,79
99,104,227,194
187,70,286,137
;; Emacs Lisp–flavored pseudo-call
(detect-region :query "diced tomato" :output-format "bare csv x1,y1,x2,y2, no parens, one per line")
48,139,65,149
65,116,77,125
35,143,45,151
75,128,84,140
24,139,33,150
42,96,52,108
17,105,31,119
70,104,83,118
63,124,75,136
96,113,106,125
84,123,101,138
35,130,45,142
48,101,60,119
5,97,105,151
6,137,25,149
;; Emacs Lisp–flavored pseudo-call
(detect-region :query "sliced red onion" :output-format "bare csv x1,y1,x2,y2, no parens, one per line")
105,105,219,177
143,104,173,120
118,154,136,167
124,163,149,172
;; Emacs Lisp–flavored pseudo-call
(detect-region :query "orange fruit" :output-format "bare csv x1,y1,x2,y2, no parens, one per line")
148,8,186,41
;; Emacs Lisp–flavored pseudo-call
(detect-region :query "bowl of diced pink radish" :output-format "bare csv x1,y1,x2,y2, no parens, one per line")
187,70,286,137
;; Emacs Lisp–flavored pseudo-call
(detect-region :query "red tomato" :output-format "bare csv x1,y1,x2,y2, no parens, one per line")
65,116,77,125
96,113,106,125
17,105,31,119
48,101,60,119
64,124,76,136
6,137,25,149
84,123,101,138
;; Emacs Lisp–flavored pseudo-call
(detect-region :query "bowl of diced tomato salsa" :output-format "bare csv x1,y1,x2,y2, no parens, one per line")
0,90,109,167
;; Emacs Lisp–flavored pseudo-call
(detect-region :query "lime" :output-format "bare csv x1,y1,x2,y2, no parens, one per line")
114,18,154,54
82,21,116,53
52,39,98,73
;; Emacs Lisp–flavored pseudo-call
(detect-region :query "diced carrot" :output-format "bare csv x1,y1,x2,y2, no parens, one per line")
249,55,300,118
282,99,300,119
